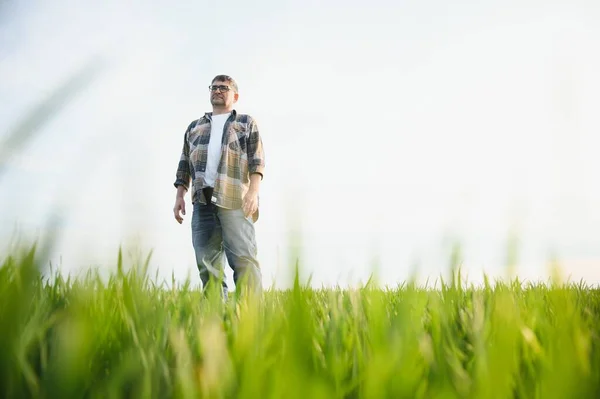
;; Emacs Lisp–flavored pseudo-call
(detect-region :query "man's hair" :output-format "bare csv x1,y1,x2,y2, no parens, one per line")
211,74,238,93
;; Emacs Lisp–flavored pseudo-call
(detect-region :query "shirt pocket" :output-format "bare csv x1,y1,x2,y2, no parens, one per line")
228,129,247,152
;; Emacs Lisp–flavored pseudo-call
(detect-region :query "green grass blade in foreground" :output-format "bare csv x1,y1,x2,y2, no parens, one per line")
0,57,105,178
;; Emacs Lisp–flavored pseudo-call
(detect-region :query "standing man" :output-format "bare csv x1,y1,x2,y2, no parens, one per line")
173,74,265,300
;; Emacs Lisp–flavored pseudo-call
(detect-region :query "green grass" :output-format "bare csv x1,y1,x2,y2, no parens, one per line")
1,243,599,399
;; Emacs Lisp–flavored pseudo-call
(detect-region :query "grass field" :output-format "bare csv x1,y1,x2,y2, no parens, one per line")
1,243,600,399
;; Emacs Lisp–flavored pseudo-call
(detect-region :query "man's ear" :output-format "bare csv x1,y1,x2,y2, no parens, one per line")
233,92,239,102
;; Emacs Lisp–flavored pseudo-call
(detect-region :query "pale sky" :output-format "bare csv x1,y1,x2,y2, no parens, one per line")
1,0,600,288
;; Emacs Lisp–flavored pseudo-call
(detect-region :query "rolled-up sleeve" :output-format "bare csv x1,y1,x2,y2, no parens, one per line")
247,117,265,179
173,129,191,189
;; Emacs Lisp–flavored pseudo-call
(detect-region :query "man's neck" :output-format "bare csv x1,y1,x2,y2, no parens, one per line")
212,107,232,116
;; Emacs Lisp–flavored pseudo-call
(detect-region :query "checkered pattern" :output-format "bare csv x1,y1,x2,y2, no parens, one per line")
174,110,265,220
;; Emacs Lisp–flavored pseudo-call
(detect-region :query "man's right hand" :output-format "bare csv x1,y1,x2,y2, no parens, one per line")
173,197,186,224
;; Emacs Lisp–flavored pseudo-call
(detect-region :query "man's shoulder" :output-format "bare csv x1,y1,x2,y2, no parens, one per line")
233,112,257,124
185,116,210,133
233,113,259,134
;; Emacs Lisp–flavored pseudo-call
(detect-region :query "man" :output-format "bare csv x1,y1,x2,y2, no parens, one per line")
172,74,265,300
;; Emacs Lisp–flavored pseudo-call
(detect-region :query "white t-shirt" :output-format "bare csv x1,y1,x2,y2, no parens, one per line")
204,112,230,187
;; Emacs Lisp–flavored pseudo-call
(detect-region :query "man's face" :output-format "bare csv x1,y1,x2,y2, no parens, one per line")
209,80,238,107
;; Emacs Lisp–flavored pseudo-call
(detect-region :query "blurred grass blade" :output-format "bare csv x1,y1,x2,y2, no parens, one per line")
0,57,106,178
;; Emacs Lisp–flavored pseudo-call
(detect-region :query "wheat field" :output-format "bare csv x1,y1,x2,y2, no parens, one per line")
1,243,599,398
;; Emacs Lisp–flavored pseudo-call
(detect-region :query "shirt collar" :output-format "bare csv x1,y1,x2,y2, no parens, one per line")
204,109,237,120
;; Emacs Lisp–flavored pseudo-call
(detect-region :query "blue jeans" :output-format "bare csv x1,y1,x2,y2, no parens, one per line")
191,201,262,299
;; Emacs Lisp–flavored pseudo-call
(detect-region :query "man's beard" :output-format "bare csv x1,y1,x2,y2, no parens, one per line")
211,96,225,106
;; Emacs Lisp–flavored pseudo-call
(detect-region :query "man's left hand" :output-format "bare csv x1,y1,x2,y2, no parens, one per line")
242,190,258,217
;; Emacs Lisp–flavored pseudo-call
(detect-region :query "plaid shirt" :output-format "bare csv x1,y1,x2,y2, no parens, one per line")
174,110,265,221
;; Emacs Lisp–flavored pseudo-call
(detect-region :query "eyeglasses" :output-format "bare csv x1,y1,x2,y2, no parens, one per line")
208,85,231,92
